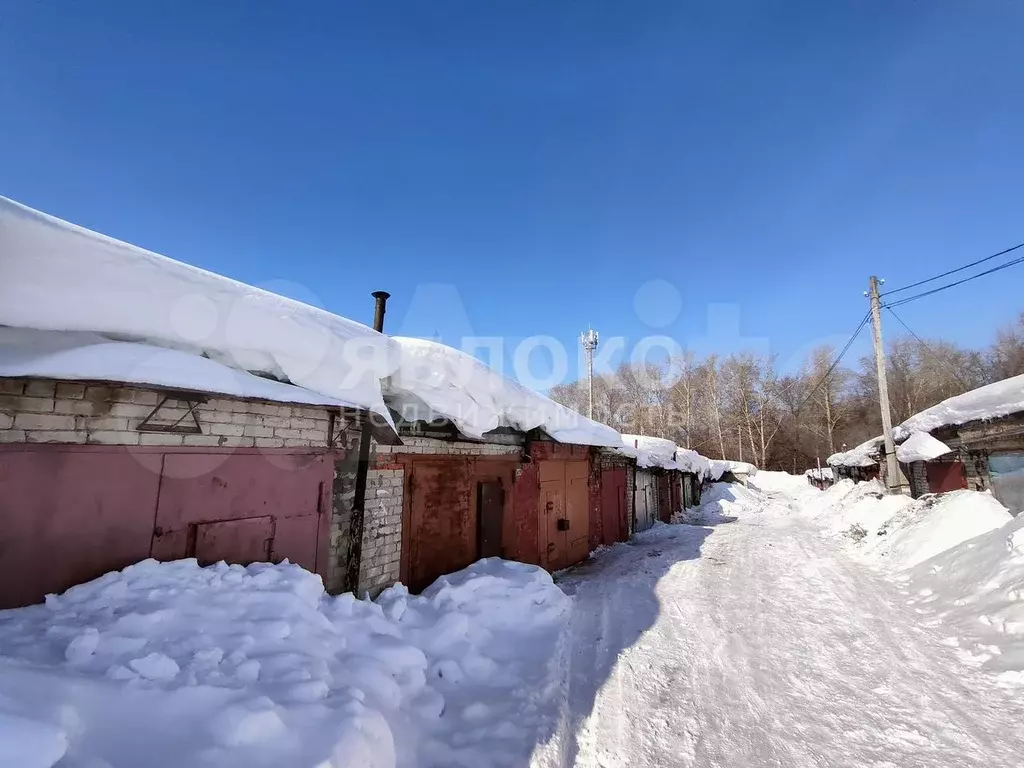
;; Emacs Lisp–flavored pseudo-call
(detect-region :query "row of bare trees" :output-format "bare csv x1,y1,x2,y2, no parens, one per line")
550,312,1024,471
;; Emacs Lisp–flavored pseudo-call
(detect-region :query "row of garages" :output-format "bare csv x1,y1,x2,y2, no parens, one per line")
825,376,1024,517
0,196,716,608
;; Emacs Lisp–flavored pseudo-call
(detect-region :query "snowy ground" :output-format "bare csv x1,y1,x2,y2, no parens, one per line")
538,481,1024,767
3,479,1023,766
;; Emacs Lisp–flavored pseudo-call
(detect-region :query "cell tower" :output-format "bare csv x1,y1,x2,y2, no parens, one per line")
580,328,599,419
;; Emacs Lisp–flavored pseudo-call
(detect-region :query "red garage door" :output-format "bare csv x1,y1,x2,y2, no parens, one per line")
0,446,332,609
926,461,968,495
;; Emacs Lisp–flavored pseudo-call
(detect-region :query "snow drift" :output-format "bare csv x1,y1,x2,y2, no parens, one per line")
0,557,571,768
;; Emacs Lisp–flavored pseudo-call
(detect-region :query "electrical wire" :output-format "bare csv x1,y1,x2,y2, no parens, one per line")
885,253,1024,308
884,306,971,389
881,241,1024,297
793,310,872,416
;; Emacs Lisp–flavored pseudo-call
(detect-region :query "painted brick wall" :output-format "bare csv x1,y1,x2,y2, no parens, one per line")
358,465,404,597
375,435,522,458
0,378,336,448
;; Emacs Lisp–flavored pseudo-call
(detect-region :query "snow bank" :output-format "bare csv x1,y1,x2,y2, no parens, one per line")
895,431,952,464
799,479,1012,570
902,513,1024,684
678,482,763,524
0,328,352,407
0,196,394,421
865,490,1012,570
749,470,816,495
895,374,1024,440
826,436,883,468
0,557,571,767
385,336,622,446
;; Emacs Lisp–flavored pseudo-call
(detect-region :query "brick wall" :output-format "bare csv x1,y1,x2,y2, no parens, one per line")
358,465,404,596
0,378,334,448
375,435,522,458
907,461,928,498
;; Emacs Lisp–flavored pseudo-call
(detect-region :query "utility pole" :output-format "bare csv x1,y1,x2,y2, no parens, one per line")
868,276,902,494
580,328,599,419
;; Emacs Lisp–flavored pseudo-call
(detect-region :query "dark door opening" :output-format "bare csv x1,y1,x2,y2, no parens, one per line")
478,480,505,558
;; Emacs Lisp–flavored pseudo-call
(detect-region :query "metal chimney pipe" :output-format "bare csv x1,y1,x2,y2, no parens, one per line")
371,291,390,332
345,289,392,594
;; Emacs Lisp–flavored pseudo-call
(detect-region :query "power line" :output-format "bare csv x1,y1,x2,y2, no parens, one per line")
881,241,1024,297
793,310,871,416
884,306,971,389
885,253,1024,308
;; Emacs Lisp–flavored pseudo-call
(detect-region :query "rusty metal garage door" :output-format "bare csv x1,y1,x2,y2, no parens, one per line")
407,459,475,592
539,460,589,571
0,446,332,609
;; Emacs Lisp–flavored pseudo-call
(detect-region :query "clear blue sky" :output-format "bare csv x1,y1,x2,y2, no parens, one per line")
3,0,1022,383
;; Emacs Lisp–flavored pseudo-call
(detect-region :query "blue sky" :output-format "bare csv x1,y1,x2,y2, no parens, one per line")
2,0,1022,383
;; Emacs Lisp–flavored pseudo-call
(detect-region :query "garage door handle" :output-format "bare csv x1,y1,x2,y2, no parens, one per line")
557,518,570,531
153,526,164,537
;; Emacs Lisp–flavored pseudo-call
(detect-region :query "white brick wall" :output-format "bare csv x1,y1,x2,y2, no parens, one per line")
0,378,337,448
377,435,522,457
359,467,404,596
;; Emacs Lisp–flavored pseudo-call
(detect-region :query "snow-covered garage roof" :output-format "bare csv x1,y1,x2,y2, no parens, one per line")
618,434,713,478
0,196,395,423
708,459,758,481
827,436,884,468
384,336,623,447
893,374,1024,441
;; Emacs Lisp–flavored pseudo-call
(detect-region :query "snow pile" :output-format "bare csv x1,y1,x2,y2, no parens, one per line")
894,374,1024,440
864,490,1012,570
385,336,622,446
0,328,352,407
826,436,883,468
708,459,758,481
0,557,571,768
895,431,953,463
0,196,394,421
799,479,1012,570
901,513,1024,685
678,482,763,524
749,470,817,496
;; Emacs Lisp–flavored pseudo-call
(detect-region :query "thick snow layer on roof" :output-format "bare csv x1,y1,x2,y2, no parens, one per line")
896,431,953,463
804,467,835,481
0,328,356,408
708,460,758,481
827,436,883,468
385,337,622,447
617,435,712,477
0,196,394,421
0,556,570,767
894,374,1024,440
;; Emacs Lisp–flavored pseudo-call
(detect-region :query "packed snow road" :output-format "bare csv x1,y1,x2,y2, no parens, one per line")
535,485,1023,768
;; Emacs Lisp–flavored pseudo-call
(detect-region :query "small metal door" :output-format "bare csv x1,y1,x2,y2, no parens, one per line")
477,480,505,558
600,468,627,545
194,516,274,565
